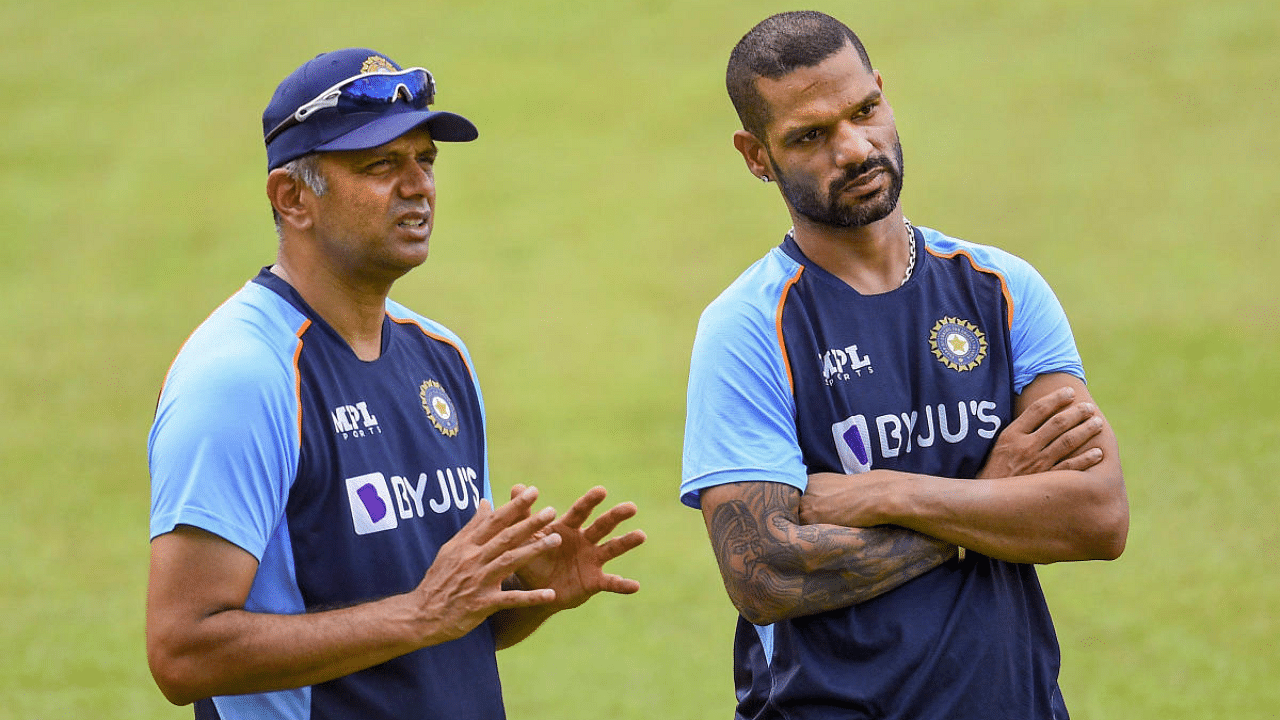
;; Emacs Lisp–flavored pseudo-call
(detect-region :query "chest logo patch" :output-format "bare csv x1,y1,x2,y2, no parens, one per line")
930,317,987,372
419,380,460,437
820,343,873,385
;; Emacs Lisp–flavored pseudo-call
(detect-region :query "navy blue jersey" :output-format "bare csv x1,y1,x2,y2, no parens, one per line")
150,269,501,720
682,226,1083,719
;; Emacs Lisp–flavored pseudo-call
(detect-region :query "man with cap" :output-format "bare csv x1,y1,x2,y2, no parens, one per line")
146,48,646,719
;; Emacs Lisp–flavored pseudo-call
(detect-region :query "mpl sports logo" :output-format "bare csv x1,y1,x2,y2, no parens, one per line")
331,401,381,439
820,342,873,386
346,466,481,535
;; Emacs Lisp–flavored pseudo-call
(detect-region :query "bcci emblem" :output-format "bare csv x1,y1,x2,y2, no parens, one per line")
361,56,398,74
419,380,460,437
930,317,988,372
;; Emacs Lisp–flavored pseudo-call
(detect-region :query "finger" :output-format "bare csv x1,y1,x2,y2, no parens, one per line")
1053,447,1104,472
597,573,641,595
503,485,535,526
479,505,559,563
559,486,609,530
1034,401,1096,440
492,586,558,609
488,529,563,575
453,498,493,537
472,486,540,545
1011,387,1076,433
596,528,647,563
582,501,639,544
1039,413,1104,463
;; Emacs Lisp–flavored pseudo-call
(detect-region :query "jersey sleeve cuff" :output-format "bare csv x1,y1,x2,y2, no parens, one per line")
680,468,807,509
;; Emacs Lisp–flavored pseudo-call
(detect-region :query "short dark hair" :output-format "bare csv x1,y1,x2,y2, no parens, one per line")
726,11,873,139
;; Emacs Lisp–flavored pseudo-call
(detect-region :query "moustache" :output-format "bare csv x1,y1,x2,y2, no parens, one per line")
831,156,898,191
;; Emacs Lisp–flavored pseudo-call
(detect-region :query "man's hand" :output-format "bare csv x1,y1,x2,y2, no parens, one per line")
146,487,566,704
977,386,1105,479
799,388,1106,528
407,486,567,645
509,484,645,611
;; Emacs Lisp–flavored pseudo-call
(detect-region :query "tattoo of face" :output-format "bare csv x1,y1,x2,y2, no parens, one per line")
705,482,954,623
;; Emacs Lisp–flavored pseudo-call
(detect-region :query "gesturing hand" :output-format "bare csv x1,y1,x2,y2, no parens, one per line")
977,386,1105,479
509,484,646,611
408,486,564,646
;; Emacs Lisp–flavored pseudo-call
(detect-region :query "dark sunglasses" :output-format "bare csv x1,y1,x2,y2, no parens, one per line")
264,67,437,144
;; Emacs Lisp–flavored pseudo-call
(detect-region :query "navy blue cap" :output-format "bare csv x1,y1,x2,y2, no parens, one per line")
263,48,478,170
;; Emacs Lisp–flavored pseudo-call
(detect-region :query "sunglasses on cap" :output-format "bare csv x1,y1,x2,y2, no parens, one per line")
264,67,437,145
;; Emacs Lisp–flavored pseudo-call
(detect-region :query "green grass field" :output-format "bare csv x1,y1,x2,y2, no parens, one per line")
3,0,1277,717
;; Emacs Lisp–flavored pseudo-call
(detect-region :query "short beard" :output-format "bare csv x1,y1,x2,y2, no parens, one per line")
771,137,905,229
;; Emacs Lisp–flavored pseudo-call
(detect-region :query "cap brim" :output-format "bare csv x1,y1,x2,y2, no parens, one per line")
315,109,478,152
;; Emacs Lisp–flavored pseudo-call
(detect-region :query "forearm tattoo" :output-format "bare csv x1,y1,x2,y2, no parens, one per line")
706,482,953,623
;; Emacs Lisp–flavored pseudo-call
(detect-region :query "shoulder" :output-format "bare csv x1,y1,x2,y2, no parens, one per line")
164,281,308,393
383,298,480,381
921,227,1037,279
385,299,467,349
698,247,804,335
920,226,1057,302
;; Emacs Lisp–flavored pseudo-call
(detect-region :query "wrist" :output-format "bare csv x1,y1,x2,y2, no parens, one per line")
395,587,455,650
877,471,920,526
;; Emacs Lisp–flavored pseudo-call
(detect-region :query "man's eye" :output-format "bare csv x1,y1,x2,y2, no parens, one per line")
798,129,822,143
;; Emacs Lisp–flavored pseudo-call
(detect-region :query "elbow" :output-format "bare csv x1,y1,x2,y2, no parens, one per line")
1083,474,1130,561
1093,502,1129,561
722,581,790,626
146,637,204,706
148,663,199,707
1036,471,1128,564
734,598,787,627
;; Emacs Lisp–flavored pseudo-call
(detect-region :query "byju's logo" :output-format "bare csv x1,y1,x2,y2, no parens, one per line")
346,473,398,535
332,401,381,439
831,415,873,474
830,399,1003,472
345,467,482,536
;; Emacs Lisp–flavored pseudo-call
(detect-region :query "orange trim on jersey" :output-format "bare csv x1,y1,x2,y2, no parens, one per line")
775,265,806,395
388,315,474,377
293,319,311,444
927,247,1015,330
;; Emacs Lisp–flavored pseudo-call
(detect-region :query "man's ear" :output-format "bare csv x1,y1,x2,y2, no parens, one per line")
266,168,313,233
733,130,772,181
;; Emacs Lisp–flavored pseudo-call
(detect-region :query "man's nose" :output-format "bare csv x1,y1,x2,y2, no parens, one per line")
831,122,875,169
399,162,435,199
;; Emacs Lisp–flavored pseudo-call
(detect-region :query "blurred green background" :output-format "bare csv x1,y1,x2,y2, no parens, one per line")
2,0,1277,717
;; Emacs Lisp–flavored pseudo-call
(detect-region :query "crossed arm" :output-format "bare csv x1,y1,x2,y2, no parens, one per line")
146,485,644,705
700,373,1128,626
702,482,955,625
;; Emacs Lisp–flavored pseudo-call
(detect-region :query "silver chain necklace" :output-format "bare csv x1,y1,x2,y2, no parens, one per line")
901,217,917,286
784,217,918,287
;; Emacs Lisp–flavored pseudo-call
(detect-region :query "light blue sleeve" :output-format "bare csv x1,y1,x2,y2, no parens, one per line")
147,285,303,560
1002,253,1085,393
680,252,808,509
